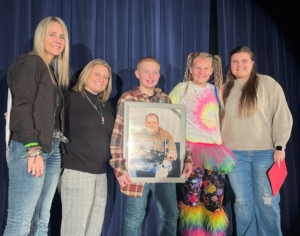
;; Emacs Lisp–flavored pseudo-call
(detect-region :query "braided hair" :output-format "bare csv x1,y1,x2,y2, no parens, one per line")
183,52,223,89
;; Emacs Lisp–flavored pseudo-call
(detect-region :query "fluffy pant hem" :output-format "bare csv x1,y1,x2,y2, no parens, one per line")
179,201,228,235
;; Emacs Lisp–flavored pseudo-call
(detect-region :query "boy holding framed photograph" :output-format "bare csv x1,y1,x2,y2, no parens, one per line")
110,57,192,236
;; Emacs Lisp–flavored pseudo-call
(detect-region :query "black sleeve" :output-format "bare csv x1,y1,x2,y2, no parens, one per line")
63,90,71,115
106,100,115,118
8,55,48,145
63,90,72,134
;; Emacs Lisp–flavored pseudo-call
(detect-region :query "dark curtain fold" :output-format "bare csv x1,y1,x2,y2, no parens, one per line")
0,1,211,235
217,1,300,235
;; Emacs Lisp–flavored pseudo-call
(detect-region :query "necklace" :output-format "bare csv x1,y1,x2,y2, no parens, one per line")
84,91,105,124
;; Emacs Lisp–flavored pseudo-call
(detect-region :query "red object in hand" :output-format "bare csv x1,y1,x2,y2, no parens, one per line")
267,160,288,196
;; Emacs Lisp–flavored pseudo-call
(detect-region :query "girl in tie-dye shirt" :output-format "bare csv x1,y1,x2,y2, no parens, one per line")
169,53,236,236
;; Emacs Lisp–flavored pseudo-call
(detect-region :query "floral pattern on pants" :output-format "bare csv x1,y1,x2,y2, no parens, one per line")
182,167,225,212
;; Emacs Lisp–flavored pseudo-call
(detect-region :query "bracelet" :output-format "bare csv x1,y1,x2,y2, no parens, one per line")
24,142,39,148
26,146,41,158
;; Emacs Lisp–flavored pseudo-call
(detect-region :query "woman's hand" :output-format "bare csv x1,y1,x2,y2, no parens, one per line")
28,155,44,178
117,174,132,187
273,150,285,168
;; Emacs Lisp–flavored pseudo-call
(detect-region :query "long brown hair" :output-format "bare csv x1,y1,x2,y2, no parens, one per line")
222,46,258,118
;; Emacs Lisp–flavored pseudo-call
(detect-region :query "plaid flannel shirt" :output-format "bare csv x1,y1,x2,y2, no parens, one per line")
109,86,192,197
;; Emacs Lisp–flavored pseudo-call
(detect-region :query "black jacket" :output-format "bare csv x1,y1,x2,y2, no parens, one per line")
7,53,63,153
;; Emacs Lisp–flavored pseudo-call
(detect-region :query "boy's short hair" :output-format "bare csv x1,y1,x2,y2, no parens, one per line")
136,57,160,70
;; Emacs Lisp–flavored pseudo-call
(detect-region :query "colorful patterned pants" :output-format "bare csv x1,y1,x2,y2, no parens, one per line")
179,167,228,236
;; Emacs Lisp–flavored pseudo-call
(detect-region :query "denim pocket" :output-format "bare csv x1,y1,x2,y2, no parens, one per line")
39,148,47,159
7,141,27,168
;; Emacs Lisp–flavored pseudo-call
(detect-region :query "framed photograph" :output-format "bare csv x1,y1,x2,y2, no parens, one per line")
124,101,186,183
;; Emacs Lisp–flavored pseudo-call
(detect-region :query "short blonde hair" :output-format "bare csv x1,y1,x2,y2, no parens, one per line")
136,57,160,70
33,16,70,87
73,59,112,103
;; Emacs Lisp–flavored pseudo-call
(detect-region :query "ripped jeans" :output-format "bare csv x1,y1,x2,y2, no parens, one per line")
228,150,282,236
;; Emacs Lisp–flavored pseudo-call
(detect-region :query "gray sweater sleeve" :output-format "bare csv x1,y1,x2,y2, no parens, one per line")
268,79,293,147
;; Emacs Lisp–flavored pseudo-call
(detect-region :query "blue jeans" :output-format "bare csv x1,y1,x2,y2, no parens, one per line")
228,150,282,236
124,183,179,236
4,140,61,236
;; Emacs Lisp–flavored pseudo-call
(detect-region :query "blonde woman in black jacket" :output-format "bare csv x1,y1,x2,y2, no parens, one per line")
4,16,69,236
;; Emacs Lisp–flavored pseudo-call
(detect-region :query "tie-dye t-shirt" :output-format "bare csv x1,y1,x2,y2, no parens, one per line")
169,81,222,145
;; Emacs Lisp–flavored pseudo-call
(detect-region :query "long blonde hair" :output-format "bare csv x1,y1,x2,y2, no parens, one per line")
73,59,112,103
32,16,70,87
222,46,258,118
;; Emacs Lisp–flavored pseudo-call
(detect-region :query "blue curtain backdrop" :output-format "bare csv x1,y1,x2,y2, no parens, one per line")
217,1,300,235
0,0,211,235
0,0,299,235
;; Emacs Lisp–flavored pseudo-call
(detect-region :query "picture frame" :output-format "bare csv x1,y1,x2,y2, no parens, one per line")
124,101,186,183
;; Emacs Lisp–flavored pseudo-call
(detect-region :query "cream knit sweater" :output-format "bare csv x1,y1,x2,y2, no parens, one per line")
221,74,293,150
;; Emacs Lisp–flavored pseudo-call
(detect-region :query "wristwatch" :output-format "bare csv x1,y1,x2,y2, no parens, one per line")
275,146,285,151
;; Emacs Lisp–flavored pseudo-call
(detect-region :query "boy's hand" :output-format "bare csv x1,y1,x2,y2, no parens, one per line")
117,174,132,187
181,163,192,179
4,112,7,121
